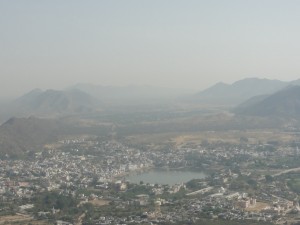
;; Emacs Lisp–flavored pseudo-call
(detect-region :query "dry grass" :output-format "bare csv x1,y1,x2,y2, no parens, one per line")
0,214,52,225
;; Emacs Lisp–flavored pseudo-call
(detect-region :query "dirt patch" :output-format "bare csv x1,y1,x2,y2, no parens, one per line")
245,202,270,212
0,215,30,224
89,199,111,206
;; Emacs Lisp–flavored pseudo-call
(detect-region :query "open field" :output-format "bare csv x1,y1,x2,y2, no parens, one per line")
173,130,299,146
126,129,300,146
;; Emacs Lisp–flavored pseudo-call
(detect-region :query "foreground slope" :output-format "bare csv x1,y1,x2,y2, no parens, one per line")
0,117,63,157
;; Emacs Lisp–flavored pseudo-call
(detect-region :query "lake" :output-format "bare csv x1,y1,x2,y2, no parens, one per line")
126,169,206,185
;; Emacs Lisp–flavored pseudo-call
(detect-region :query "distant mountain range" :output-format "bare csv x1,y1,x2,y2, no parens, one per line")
234,85,300,117
1,78,300,121
0,84,195,121
193,78,300,105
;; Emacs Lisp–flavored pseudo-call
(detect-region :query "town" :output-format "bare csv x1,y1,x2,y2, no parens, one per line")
1,136,300,225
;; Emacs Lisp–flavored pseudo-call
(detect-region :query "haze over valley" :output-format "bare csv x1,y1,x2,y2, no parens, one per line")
1,77,300,158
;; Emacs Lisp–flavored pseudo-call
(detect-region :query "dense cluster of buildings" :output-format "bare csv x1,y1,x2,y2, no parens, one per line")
0,138,300,224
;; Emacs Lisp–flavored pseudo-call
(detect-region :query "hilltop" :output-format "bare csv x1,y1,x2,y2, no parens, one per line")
1,89,100,119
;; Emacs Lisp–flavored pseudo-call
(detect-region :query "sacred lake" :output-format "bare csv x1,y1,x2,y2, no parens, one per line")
125,169,207,185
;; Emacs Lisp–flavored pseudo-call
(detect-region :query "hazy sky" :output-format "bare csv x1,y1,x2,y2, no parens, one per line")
1,0,300,97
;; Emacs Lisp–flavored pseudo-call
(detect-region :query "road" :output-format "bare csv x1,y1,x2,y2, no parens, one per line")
272,167,300,177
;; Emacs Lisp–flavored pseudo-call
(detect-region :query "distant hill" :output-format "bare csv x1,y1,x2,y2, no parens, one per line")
0,117,63,157
3,89,100,118
234,85,300,117
193,78,288,105
290,79,300,86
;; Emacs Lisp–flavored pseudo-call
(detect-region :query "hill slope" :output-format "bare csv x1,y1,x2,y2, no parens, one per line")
0,117,63,157
234,85,300,117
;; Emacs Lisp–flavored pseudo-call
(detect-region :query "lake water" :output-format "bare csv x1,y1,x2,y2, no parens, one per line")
126,169,206,185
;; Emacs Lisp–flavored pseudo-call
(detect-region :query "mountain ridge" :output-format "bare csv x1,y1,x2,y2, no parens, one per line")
193,77,288,105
